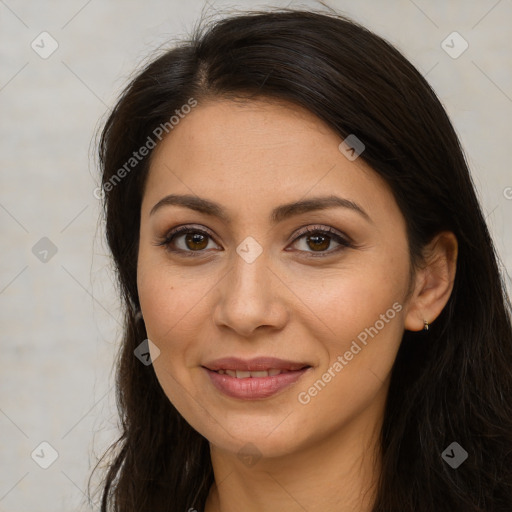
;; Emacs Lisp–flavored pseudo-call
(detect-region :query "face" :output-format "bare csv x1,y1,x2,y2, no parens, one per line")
137,98,413,459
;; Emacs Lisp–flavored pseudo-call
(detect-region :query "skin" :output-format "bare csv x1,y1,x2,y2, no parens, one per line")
137,98,458,512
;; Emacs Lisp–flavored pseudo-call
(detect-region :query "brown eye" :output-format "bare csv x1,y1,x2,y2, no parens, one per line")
155,224,351,258
183,232,209,251
289,225,352,257
304,233,331,252
156,226,219,255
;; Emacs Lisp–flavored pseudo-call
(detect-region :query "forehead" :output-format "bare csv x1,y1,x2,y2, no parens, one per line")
143,98,397,223
151,97,341,164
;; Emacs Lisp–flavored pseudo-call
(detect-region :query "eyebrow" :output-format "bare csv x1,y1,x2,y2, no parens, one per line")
149,193,372,224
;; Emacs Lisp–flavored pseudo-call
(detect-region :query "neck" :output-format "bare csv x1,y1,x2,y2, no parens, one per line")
203,402,383,512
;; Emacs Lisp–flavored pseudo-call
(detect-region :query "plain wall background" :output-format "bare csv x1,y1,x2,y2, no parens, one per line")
1,0,511,510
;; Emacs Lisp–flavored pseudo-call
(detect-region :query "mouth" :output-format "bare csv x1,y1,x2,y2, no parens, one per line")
210,368,310,378
201,357,313,399
202,356,311,374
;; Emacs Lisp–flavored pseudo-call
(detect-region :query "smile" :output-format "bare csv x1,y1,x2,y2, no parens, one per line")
203,366,312,400
214,368,293,378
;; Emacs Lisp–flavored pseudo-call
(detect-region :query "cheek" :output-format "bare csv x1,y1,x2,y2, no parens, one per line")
290,247,409,392
136,254,218,394
291,251,407,338
137,250,203,341
291,272,406,439
137,261,207,420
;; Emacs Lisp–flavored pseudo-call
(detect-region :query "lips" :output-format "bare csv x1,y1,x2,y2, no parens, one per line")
202,357,312,399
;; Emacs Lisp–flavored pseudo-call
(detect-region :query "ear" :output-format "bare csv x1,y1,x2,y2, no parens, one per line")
404,231,458,331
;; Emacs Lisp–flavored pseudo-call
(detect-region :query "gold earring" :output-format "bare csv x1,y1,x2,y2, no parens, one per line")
423,320,429,331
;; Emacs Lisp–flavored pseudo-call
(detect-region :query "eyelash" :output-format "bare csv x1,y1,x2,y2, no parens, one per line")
154,224,353,258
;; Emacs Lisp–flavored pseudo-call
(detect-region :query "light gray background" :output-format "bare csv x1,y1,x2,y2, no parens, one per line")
1,0,511,510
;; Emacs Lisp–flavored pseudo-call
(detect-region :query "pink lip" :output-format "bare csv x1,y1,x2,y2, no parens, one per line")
203,356,310,372
203,366,312,400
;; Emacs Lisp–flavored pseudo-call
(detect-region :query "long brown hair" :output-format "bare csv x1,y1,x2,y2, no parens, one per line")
90,8,512,511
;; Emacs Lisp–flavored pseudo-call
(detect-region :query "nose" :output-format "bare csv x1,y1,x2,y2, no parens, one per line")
212,247,289,338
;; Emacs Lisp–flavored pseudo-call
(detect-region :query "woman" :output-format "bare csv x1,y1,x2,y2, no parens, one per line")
90,8,512,512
